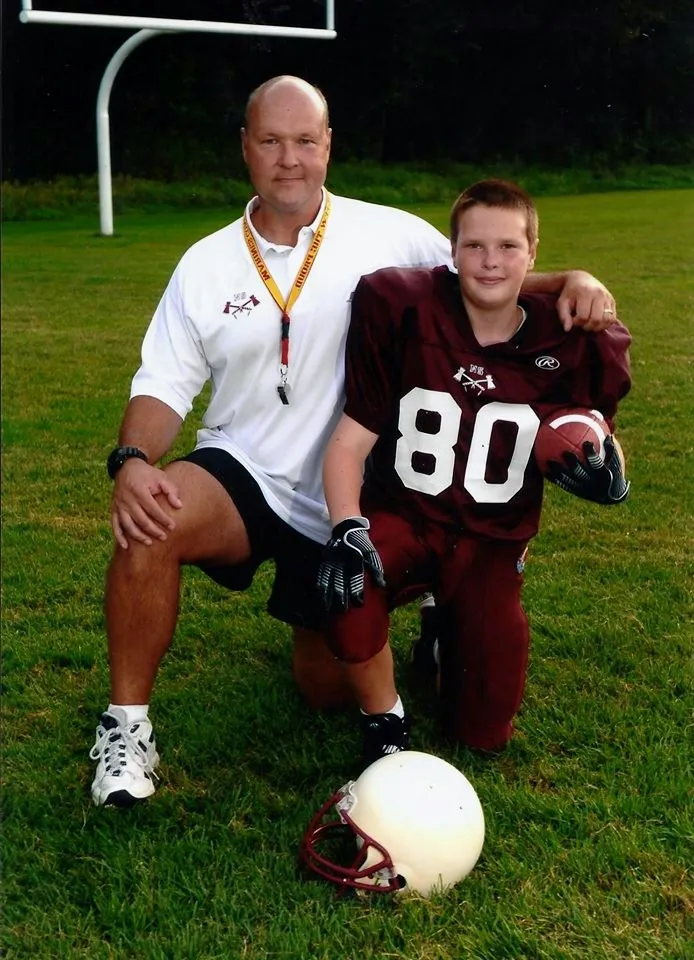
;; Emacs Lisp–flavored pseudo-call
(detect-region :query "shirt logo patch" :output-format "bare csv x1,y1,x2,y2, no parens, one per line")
453,364,496,395
535,355,560,370
223,294,260,316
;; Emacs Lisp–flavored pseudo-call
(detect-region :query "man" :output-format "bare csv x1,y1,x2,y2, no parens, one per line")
91,76,620,807
317,179,631,766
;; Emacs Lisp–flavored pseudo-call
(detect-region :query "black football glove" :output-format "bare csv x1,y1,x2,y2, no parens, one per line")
316,517,386,612
546,435,630,504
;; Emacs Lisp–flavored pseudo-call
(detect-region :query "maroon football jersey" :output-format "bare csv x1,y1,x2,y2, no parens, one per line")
344,266,632,541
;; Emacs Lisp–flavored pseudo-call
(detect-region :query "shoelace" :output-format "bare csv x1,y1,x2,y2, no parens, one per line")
89,720,159,780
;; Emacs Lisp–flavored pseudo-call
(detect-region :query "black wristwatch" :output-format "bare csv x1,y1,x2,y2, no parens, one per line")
106,446,149,480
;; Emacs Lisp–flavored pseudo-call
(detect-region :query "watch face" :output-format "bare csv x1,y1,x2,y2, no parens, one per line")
107,449,124,479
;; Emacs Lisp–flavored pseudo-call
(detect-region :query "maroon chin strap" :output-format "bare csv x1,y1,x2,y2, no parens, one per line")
299,788,404,894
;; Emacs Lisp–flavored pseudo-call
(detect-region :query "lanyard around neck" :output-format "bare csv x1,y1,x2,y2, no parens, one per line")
242,193,332,404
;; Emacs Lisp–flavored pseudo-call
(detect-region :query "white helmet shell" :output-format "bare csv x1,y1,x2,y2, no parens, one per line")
301,751,485,896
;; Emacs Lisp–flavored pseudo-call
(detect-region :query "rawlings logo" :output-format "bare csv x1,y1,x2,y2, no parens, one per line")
535,355,560,370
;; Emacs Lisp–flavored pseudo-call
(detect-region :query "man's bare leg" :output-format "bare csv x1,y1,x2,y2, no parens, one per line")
105,460,252,704
92,460,255,806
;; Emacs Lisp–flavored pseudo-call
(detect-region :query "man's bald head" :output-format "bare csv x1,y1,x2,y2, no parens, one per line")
244,76,330,132
240,75,332,230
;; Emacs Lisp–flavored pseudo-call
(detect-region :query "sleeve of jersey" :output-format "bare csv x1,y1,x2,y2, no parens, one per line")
343,276,400,435
587,321,632,431
129,262,209,420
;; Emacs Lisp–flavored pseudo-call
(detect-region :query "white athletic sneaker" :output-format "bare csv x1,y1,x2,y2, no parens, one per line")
90,707,160,807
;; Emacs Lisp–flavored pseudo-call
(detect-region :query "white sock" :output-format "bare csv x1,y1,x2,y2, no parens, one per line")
360,695,405,719
109,703,149,724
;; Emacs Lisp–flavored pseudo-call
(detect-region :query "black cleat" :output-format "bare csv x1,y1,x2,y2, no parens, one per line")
361,712,411,768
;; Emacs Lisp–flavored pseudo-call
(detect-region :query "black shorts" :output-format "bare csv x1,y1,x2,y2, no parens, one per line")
180,447,325,630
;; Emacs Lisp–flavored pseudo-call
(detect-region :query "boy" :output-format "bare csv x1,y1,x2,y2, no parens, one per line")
316,180,632,765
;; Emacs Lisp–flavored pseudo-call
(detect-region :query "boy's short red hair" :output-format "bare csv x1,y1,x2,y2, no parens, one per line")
450,179,539,246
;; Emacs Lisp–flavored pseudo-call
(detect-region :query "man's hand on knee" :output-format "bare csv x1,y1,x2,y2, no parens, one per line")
111,460,183,549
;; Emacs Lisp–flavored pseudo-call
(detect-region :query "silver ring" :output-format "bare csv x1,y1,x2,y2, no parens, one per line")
603,308,615,315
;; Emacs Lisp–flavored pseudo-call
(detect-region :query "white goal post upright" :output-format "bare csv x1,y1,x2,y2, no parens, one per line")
19,1,337,235
96,30,161,237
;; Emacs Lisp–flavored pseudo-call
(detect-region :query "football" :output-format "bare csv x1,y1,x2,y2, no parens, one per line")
534,407,609,475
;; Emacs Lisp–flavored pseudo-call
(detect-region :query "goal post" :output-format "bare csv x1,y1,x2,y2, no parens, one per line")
19,1,337,234
18,1,336,38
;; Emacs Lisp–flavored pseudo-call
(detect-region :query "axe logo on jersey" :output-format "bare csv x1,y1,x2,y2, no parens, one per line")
223,293,260,316
453,364,496,395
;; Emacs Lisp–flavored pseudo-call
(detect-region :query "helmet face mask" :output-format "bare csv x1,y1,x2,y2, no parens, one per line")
300,752,485,897
301,787,404,893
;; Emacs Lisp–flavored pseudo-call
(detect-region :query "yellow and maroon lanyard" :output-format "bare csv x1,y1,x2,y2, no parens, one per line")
242,193,331,404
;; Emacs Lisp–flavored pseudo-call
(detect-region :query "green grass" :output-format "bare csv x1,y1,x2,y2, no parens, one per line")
3,162,694,221
2,190,694,959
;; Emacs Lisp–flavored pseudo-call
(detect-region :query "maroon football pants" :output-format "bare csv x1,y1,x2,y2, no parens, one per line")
326,511,529,752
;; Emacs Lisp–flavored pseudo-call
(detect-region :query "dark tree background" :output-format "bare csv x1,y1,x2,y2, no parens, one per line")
3,0,693,181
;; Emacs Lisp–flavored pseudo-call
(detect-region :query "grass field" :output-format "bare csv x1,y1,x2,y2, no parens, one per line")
2,189,693,959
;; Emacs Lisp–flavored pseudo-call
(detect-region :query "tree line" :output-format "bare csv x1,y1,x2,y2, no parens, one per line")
4,0,693,181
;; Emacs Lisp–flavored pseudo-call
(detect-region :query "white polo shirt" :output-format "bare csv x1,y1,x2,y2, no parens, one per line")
131,191,452,542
